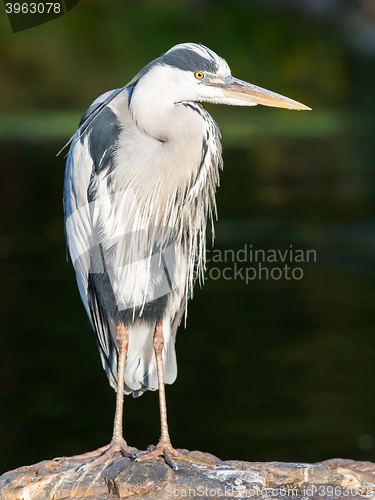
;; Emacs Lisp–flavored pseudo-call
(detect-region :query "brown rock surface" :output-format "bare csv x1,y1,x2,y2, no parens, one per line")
1,451,374,500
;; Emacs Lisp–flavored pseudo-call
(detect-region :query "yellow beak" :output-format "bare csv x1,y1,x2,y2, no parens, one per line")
210,76,311,111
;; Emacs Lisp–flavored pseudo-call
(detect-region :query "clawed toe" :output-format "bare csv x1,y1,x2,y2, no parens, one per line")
136,441,216,470
70,440,137,472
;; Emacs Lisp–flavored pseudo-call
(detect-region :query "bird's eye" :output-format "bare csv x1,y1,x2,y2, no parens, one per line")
194,71,204,80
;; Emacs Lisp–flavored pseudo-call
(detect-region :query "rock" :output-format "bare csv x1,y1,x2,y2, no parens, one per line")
1,451,375,500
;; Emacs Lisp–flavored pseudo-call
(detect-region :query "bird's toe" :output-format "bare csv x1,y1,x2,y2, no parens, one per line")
136,441,216,470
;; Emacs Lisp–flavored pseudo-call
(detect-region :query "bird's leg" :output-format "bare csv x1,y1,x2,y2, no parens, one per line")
137,321,214,470
62,323,137,471
111,322,131,444
153,321,171,445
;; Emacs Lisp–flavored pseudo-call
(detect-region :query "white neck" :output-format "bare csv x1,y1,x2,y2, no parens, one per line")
125,70,205,187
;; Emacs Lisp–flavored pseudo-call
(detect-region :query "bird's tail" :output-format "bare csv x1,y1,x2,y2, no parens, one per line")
100,318,178,398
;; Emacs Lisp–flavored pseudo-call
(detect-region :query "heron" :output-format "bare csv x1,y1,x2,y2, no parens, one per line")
63,42,310,471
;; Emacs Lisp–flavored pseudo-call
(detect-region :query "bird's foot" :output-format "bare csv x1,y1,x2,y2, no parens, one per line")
136,441,217,470
77,438,137,472
55,438,137,472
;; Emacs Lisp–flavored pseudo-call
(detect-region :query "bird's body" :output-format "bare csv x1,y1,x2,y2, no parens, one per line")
64,43,309,469
64,84,221,396
64,80,222,396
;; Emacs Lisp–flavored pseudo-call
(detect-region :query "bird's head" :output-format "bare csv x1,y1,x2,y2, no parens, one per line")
129,43,310,111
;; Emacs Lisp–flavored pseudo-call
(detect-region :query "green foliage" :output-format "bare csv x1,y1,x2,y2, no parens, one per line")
0,0,352,113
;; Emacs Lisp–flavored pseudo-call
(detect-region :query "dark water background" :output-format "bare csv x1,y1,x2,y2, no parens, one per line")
1,0,375,474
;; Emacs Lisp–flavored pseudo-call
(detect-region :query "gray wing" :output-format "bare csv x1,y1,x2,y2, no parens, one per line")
63,89,125,389
63,88,184,393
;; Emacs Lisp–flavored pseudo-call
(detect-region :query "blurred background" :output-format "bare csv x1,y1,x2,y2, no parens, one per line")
1,0,375,474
